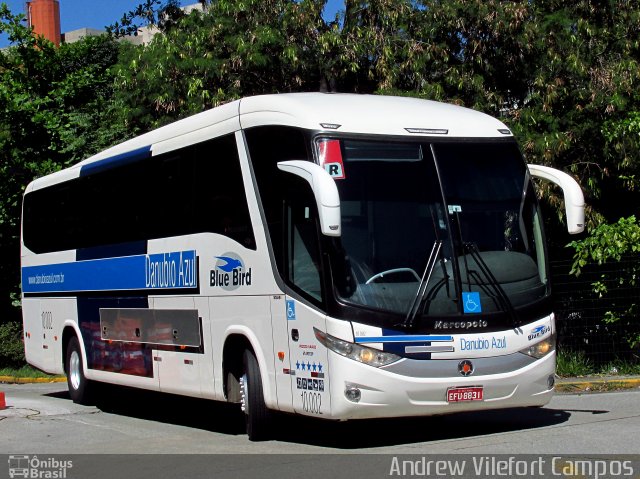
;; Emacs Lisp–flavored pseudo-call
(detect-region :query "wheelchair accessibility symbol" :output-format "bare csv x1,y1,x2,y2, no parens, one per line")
286,300,296,320
462,292,482,314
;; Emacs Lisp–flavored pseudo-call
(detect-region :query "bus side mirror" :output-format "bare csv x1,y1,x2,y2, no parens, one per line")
528,164,585,234
277,160,341,237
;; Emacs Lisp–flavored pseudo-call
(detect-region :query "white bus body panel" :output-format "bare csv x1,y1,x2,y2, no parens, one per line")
22,298,75,375
269,295,294,412
327,315,555,419
284,299,331,417
239,94,510,138
328,351,555,419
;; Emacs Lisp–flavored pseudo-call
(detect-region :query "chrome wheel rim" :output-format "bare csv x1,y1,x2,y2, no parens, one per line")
69,350,81,390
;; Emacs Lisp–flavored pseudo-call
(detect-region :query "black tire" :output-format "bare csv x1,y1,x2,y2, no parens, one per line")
65,336,93,405
241,349,272,441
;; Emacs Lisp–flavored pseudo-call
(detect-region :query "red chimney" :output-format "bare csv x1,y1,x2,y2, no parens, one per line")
26,0,61,47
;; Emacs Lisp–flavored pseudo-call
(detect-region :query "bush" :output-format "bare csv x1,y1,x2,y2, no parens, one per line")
0,321,26,368
556,349,595,377
569,216,640,351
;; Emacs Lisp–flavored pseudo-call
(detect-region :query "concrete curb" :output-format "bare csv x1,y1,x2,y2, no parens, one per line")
555,376,640,393
0,376,66,384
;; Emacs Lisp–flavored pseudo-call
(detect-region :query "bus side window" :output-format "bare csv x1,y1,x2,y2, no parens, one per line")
286,189,323,303
23,133,256,254
244,125,311,272
193,135,256,249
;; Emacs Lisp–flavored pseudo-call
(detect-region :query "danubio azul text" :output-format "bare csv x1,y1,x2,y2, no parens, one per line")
145,251,196,289
460,336,507,351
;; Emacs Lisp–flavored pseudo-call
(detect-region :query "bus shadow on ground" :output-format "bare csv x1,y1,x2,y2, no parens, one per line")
47,385,246,436
47,386,573,449
278,407,572,449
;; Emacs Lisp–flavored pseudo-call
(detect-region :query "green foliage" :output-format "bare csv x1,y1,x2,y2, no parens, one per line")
570,216,640,273
569,216,640,349
112,0,332,130
601,359,640,376
0,365,60,378
0,321,25,368
556,349,594,378
0,6,127,321
556,348,640,377
106,0,188,38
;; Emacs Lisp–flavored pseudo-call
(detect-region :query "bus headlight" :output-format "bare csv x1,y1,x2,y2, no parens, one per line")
314,328,401,367
520,334,556,359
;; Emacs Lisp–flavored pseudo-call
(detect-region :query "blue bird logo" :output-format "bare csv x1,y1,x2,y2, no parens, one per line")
215,256,242,272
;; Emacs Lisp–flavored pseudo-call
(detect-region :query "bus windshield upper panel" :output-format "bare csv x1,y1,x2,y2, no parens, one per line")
318,138,549,322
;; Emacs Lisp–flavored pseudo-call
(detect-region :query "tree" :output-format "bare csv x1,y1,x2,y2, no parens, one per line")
106,0,185,38
112,0,330,130
0,5,125,321
569,216,640,352
512,2,640,232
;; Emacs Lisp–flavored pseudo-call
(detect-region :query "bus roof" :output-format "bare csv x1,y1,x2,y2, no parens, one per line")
28,93,512,191
238,93,510,138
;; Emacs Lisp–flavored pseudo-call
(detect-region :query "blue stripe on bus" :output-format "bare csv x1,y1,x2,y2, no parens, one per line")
79,145,152,177
354,335,453,343
22,250,197,294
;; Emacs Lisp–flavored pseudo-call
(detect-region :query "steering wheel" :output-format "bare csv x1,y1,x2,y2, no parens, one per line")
365,268,421,284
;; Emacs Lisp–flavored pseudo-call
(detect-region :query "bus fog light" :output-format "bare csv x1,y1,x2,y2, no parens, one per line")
548,375,555,389
345,387,361,403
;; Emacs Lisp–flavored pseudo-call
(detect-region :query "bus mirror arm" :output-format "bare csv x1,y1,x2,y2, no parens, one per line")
528,164,585,234
277,160,341,237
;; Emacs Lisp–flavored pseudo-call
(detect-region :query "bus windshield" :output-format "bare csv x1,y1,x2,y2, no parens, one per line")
320,138,549,322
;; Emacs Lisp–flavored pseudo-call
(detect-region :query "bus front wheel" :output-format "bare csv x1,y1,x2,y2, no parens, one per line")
66,336,93,405
240,349,271,441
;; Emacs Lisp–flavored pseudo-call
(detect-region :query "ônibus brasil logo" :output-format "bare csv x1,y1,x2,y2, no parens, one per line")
210,253,252,291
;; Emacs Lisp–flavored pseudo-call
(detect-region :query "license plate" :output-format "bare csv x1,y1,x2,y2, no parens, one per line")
447,386,483,402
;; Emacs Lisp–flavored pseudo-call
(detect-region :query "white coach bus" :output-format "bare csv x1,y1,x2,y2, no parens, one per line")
21,93,584,440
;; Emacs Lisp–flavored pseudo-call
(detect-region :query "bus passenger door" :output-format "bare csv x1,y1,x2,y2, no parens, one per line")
270,295,293,412
283,196,330,417
286,298,329,417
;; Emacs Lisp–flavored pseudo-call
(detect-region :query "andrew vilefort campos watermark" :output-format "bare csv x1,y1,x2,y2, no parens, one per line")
388,455,635,478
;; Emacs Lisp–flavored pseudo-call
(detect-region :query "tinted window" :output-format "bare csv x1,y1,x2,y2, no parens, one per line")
23,134,255,253
286,179,323,303
244,126,310,273
244,125,323,304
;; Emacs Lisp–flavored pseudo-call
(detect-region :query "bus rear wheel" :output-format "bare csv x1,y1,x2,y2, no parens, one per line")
240,349,271,441
66,336,93,405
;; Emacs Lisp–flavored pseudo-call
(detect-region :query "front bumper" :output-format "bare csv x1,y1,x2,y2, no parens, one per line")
327,350,555,420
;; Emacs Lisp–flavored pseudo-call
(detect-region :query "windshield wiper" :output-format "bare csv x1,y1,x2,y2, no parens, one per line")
463,242,519,326
402,240,443,329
